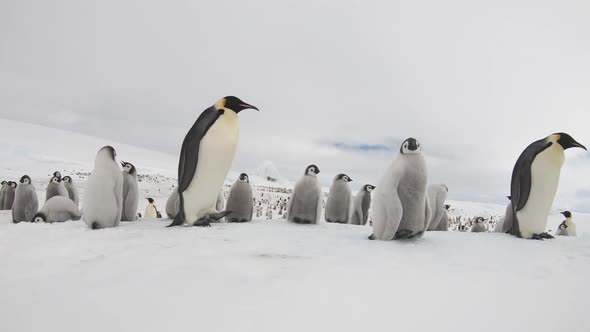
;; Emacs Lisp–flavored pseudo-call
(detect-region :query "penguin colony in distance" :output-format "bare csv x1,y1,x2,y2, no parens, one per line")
121,161,139,221
12,175,39,223
471,217,487,233
287,165,323,224
62,176,79,207
32,196,82,223
427,184,449,231
168,96,258,227
144,198,158,219
2,181,17,210
325,174,353,224
350,184,375,226
555,211,576,237
370,138,432,240
225,173,254,223
83,146,123,230
503,133,586,240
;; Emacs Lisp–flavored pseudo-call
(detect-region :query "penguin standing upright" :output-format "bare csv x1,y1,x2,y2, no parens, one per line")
325,174,353,224
144,198,158,219
287,165,323,224
225,173,254,223
350,184,375,226
12,175,39,223
167,96,259,227
506,133,586,240
3,181,17,210
435,205,450,231
83,146,123,229
46,175,68,202
32,196,81,223
0,181,7,209
62,176,79,207
471,217,487,233
120,161,139,221
427,184,448,231
555,211,576,236
370,138,432,240
166,189,180,219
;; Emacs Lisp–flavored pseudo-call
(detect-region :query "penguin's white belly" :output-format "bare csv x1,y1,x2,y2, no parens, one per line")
183,115,238,223
145,204,157,218
517,147,564,238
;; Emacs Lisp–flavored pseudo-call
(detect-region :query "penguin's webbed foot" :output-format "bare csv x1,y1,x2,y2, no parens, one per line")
194,221,211,227
532,232,554,240
368,234,375,240
394,230,413,239
210,210,232,220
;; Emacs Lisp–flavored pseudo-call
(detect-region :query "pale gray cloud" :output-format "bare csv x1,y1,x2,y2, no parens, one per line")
1,0,589,210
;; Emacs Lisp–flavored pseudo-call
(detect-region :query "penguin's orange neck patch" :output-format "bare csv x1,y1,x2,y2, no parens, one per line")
215,98,227,110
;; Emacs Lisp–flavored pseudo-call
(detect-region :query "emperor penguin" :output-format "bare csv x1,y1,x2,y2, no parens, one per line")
32,196,81,223
225,173,254,223
83,146,123,230
426,184,449,231
0,181,8,209
144,198,158,219
167,96,259,227
506,133,586,240
216,189,225,213
120,161,139,221
165,189,180,219
46,175,68,202
555,211,576,236
370,138,432,240
287,165,323,224
3,181,17,210
12,175,39,223
471,217,487,233
325,174,353,224
435,205,450,231
350,184,375,226
62,176,79,207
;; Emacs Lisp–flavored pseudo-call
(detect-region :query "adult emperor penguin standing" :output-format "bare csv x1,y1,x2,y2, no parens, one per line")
83,146,123,229
555,211,576,236
144,198,158,219
506,133,586,240
350,184,375,226
46,175,68,202
370,138,432,240
426,184,448,231
287,165,323,224
12,175,39,223
225,173,254,223
325,174,353,224
62,176,79,207
168,96,259,227
120,161,139,221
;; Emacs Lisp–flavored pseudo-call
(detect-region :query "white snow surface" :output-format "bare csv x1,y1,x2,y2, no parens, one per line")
1,119,590,331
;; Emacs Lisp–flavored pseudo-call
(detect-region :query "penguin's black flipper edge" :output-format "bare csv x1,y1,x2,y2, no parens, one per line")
167,214,184,227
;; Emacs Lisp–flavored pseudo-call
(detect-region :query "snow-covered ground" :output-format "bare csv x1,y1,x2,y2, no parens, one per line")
1,119,590,332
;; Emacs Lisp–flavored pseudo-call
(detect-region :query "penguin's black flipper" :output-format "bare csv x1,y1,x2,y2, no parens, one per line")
176,107,221,194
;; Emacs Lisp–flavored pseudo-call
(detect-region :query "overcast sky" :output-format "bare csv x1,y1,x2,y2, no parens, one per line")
1,0,589,210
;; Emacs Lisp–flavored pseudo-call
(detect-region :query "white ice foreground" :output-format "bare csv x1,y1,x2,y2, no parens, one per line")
1,212,589,332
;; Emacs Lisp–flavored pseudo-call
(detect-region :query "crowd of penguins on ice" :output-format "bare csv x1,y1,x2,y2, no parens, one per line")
3,96,586,240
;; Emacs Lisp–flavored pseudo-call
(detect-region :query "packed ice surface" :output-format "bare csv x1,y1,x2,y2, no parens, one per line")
1,119,589,332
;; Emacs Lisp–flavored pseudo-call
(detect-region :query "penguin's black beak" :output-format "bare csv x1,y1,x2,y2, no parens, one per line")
557,134,587,151
237,102,259,112
348,178,353,182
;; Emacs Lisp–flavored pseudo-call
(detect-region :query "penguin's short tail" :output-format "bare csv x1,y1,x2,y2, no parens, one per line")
91,222,101,230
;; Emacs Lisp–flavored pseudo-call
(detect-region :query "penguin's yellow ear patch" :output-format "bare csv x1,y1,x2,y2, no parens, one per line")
215,98,227,110
551,134,561,141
